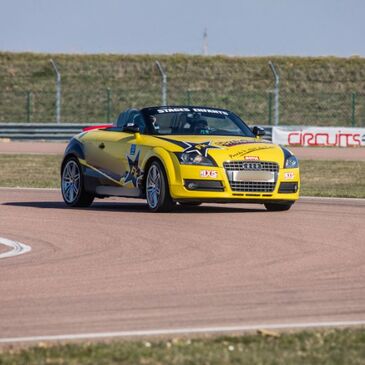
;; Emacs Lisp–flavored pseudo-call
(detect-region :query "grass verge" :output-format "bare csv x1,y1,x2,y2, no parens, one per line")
299,160,365,198
0,154,61,188
0,328,365,365
0,155,364,198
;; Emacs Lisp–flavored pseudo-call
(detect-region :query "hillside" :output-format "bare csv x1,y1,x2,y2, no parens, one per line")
1,52,365,125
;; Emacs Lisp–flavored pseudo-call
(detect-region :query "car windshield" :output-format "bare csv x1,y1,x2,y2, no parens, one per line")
142,107,254,137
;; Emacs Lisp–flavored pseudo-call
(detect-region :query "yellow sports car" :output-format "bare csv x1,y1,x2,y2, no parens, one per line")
61,106,300,212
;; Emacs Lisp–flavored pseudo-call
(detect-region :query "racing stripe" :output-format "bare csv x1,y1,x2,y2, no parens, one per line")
78,159,124,186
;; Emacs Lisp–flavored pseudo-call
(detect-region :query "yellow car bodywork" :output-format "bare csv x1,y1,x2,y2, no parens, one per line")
73,129,300,204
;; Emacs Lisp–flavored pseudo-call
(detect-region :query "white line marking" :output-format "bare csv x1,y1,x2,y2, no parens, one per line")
1,320,365,344
0,237,32,259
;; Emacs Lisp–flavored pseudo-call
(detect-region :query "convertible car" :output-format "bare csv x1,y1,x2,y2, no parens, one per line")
61,106,300,212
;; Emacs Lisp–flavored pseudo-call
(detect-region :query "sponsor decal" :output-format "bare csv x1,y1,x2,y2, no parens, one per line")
182,141,221,157
123,150,144,187
155,137,221,157
217,139,270,147
130,144,136,156
272,127,365,147
156,107,228,115
244,156,259,161
200,170,218,178
284,172,295,180
157,107,190,113
192,108,228,115
228,146,273,159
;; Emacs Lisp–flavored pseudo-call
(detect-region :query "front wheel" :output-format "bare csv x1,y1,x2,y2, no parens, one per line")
264,202,293,211
146,161,174,212
61,157,94,207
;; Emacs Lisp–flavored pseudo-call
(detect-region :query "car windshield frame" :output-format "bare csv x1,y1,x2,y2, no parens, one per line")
141,106,255,138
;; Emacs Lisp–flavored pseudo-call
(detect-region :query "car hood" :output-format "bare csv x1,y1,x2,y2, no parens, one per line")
153,135,285,165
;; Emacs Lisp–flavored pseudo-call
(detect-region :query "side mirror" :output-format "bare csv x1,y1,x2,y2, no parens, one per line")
252,126,265,137
122,122,140,133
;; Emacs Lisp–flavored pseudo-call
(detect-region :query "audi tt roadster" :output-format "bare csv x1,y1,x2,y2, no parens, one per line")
61,106,300,212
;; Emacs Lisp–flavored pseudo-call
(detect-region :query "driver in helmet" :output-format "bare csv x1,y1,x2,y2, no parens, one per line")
193,118,209,134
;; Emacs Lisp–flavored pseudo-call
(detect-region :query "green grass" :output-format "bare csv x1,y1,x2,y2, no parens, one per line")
1,52,365,125
300,160,365,198
0,155,364,198
0,328,365,365
0,154,61,188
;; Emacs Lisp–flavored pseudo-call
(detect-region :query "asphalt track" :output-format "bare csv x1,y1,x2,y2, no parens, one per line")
0,188,365,343
0,141,365,160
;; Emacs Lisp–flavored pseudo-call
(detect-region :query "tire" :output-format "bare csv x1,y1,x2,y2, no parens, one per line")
264,202,293,211
61,157,94,207
179,202,202,207
146,161,174,212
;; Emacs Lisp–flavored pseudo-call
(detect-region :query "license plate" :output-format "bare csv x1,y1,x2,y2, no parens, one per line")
228,170,276,182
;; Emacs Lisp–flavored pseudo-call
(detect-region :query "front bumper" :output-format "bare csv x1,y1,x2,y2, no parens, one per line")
168,164,300,203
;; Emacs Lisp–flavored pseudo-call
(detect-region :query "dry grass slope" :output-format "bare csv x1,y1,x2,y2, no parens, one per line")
1,52,365,125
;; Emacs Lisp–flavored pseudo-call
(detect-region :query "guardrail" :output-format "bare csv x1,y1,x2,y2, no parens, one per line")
0,123,273,141
0,123,90,141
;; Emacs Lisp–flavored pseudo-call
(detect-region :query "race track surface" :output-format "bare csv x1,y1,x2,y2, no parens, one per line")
0,141,364,160
0,142,66,155
0,188,365,342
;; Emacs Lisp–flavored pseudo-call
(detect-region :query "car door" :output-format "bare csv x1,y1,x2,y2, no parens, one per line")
108,110,147,191
82,128,129,184
84,110,146,193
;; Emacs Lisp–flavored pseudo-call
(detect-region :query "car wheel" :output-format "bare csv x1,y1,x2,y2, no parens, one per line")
179,202,202,206
146,161,174,212
264,202,293,211
61,157,94,207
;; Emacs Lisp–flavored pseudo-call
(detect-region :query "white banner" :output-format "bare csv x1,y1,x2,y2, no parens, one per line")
272,126,365,147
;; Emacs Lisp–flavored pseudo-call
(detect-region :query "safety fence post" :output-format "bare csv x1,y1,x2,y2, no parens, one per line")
186,90,192,105
155,61,167,106
106,88,112,123
268,61,280,126
351,92,356,127
50,59,61,124
26,91,32,123
268,91,273,125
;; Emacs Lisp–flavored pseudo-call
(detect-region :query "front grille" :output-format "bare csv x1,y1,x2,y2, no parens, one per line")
223,161,279,172
224,160,279,192
230,181,276,192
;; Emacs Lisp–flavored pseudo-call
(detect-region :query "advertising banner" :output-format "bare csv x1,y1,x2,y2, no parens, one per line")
272,126,365,147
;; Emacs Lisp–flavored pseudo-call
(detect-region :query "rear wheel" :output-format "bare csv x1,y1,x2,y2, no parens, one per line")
61,157,94,207
146,161,174,212
264,202,293,211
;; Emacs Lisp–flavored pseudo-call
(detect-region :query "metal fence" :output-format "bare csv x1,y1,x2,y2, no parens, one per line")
0,89,363,127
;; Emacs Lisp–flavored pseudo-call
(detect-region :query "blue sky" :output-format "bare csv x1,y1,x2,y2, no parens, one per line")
0,0,364,56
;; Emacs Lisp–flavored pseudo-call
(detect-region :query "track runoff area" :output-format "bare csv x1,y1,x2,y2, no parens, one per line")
0,142,364,344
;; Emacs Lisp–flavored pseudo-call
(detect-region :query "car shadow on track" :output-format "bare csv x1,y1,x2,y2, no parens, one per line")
3,201,266,214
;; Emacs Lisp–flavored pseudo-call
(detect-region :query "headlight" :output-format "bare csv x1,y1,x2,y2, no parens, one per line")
285,155,299,168
176,152,214,166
